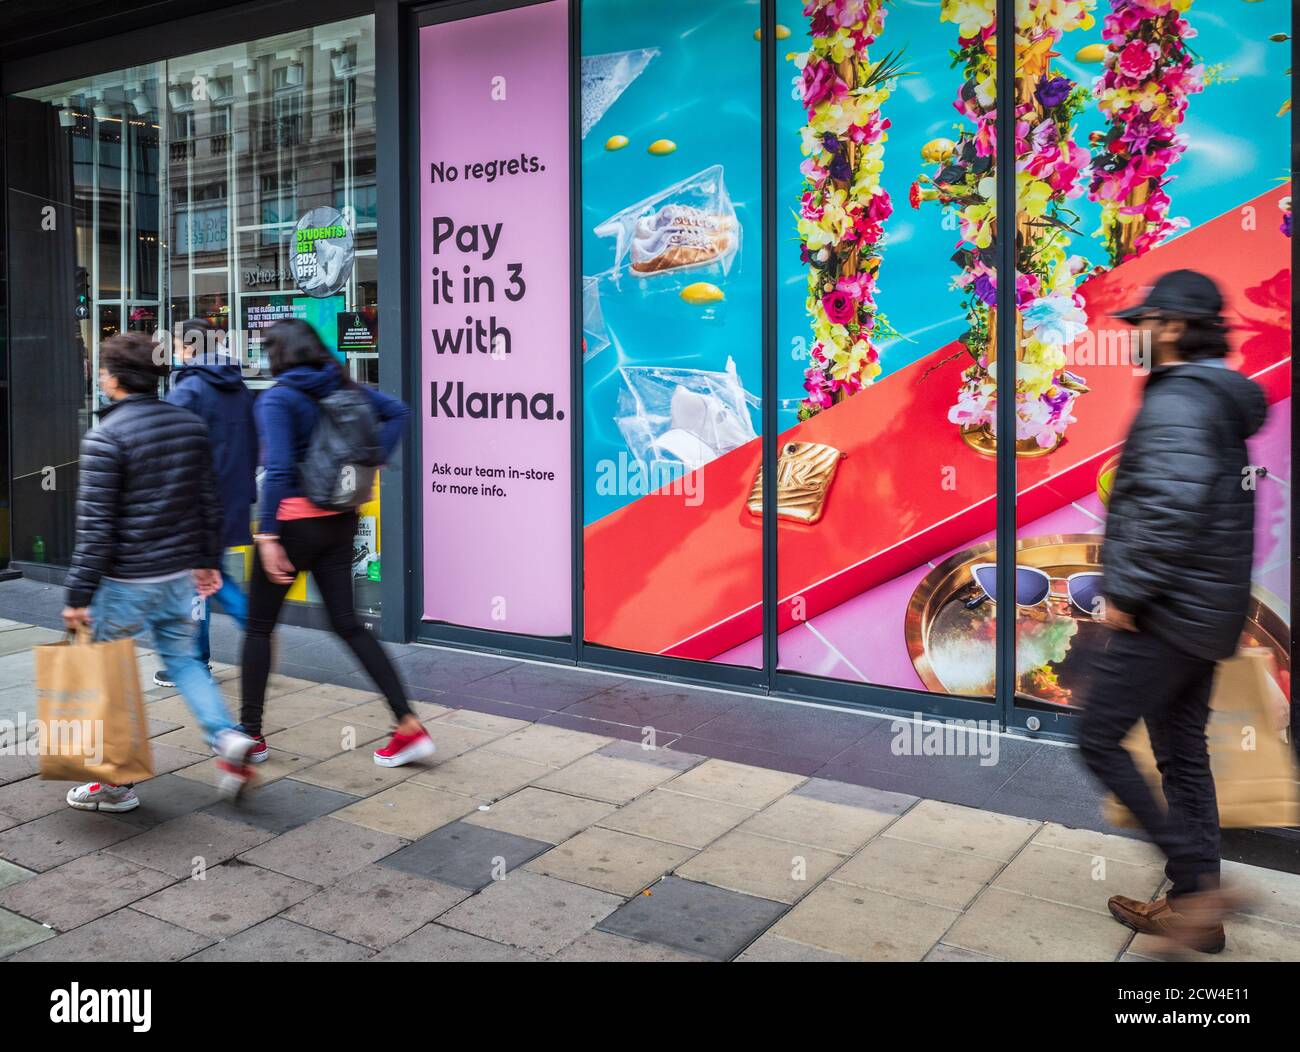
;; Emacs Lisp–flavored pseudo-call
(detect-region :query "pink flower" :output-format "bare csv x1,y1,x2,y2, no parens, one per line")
803,366,834,409
821,289,857,325
1117,40,1159,81
836,272,875,301
801,60,842,110
866,188,893,222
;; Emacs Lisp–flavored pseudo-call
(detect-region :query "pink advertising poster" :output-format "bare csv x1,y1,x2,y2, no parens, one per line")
419,0,571,637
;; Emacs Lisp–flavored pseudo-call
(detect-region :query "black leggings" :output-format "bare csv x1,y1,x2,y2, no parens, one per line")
240,512,412,737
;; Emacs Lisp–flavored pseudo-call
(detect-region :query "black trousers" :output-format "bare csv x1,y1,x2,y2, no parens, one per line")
1078,627,1220,899
240,511,412,737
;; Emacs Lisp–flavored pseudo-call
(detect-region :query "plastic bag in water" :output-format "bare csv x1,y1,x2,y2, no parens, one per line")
616,356,757,473
582,275,611,363
580,48,659,140
594,165,740,284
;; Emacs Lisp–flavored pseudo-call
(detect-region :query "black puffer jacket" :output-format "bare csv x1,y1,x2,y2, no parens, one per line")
1101,362,1268,661
65,395,222,609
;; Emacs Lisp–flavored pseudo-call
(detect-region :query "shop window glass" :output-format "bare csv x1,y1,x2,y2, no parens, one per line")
6,16,380,612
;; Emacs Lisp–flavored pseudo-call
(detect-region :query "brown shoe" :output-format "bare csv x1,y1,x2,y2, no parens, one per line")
1108,894,1226,954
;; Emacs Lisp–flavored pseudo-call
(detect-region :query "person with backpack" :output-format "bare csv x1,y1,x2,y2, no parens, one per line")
1079,270,1266,954
153,318,256,689
240,319,434,766
61,332,258,810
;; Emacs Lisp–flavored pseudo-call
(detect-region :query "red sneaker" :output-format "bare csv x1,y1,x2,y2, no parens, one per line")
210,731,269,764
246,735,269,765
373,726,437,768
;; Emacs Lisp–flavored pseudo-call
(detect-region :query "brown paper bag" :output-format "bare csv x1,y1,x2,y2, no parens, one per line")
33,629,154,784
1105,648,1300,829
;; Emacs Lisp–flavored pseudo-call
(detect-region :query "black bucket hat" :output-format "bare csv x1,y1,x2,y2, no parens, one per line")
1113,268,1224,323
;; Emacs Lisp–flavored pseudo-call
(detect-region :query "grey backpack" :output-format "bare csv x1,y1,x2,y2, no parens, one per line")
300,386,385,511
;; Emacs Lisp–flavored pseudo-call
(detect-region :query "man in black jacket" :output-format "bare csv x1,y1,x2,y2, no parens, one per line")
61,333,257,810
1079,270,1267,954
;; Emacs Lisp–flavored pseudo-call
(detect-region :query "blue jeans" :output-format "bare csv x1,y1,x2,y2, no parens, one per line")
196,569,248,665
90,575,236,746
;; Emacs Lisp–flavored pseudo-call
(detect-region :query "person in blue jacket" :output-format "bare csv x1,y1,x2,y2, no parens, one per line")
240,319,434,768
159,318,256,689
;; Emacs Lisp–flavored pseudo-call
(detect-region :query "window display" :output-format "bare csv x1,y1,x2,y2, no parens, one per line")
581,0,764,665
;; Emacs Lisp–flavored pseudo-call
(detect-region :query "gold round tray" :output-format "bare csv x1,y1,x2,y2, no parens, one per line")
960,423,1062,458
905,533,1291,706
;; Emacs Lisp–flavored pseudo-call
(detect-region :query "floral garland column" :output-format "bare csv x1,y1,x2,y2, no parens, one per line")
1087,1,1204,266
911,0,1092,455
792,0,897,420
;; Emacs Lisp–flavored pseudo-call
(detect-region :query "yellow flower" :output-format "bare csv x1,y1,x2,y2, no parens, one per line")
797,217,835,251
962,202,995,248
829,340,872,385
943,0,997,39
1017,173,1053,218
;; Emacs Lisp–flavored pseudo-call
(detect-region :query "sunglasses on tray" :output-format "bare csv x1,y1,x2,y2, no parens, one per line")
964,562,1105,619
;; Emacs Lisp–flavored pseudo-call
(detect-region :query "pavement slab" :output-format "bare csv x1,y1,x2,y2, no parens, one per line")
438,870,622,956
5,907,212,962
184,916,374,962
525,826,695,897
597,876,787,962
674,830,845,905
380,821,551,891
0,807,140,872
0,850,176,930
133,860,318,938
237,815,406,885
107,811,276,879
202,778,361,835
465,787,617,844
331,782,484,840
371,922,544,962
768,880,960,961
283,864,469,950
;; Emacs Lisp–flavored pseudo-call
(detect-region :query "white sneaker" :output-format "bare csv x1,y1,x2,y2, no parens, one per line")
212,728,256,800
67,781,140,813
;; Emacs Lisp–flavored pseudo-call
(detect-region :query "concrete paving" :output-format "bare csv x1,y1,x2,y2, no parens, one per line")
0,616,1297,962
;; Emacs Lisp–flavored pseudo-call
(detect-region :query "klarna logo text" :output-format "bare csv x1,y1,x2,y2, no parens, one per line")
429,381,564,421
50,983,151,1032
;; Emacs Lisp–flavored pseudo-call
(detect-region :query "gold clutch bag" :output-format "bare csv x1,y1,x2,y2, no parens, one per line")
747,441,844,525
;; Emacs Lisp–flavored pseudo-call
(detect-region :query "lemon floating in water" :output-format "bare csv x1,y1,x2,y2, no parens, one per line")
753,25,791,40
648,138,677,156
680,282,724,305
920,137,956,163
605,134,629,151
1076,43,1106,63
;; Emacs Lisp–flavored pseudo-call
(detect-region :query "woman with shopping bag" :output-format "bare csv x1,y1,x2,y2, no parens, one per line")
57,332,258,810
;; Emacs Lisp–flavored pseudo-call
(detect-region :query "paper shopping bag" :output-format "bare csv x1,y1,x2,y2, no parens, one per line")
33,629,154,784
1105,648,1300,829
